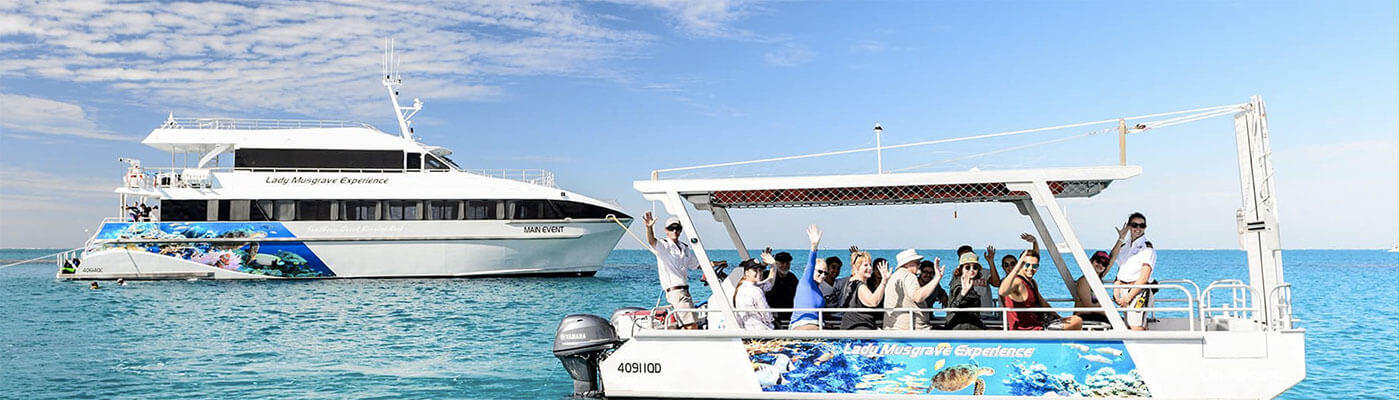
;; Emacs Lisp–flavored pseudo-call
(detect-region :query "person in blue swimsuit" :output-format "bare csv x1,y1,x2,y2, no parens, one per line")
789,224,826,330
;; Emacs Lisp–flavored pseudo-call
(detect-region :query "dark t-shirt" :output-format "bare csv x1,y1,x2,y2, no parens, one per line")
766,271,798,326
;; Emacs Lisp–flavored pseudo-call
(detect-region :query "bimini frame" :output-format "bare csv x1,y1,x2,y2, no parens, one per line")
638,166,1139,330
634,96,1288,332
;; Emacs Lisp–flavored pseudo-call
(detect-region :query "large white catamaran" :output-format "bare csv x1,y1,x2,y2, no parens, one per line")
57,44,630,280
553,97,1302,399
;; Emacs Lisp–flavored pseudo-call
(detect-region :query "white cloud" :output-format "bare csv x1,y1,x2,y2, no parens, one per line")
0,0,748,120
618,0,754,38
0,93,129,140
764,43,815,67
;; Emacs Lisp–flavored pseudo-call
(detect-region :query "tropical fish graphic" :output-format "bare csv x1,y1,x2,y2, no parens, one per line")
1095,347,1124,357
1064,343,1091,352
1078,353,1113,364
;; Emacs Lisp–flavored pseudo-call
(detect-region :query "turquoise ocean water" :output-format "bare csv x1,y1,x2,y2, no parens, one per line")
0,248,1395,399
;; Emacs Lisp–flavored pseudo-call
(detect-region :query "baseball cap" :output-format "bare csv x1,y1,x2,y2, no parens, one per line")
664,217,682,229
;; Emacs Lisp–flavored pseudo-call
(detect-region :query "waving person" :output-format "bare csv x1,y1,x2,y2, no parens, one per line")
789,225,827,330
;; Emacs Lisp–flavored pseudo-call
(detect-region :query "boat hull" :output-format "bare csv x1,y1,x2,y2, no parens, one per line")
597,330,1305,399
60,219,626,279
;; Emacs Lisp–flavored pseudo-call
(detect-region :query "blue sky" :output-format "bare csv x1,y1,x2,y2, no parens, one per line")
0,1,1396,250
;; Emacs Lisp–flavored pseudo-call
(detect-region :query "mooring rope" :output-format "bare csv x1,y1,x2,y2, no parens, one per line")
0,248,81,270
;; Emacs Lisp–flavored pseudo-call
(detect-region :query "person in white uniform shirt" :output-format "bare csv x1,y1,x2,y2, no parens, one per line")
1109,212,1156,330
644,211,700,329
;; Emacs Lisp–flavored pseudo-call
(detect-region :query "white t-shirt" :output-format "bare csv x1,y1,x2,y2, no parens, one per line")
734,281,774,330
1114,236,1149,269
1116,247,1156,283
654,238,699,288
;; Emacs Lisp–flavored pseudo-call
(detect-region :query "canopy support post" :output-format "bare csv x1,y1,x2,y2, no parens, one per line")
710,207,749,260
645,191,739,329
1012,181,1128,331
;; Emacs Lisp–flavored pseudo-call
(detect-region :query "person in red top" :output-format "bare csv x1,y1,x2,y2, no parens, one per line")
997,251,1083,331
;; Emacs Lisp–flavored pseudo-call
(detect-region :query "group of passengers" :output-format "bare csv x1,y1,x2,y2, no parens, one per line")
643,211,1157,332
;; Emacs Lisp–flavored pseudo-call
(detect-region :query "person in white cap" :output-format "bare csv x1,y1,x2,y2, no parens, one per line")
644,211,700,329
882,249,944,330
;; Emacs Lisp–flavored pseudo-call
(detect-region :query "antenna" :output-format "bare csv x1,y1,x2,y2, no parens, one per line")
382,37,421,140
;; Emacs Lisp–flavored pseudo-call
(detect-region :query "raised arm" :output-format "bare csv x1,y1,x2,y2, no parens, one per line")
643,211,658,247
998,252,1030,297
912,257,945,302
1107,222,1129,265
984,245,1002,287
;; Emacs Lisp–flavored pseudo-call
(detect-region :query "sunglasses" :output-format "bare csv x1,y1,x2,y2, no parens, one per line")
1128,222,1147,229
665,224,682,231
961,265,981,271
1025,263,1039,269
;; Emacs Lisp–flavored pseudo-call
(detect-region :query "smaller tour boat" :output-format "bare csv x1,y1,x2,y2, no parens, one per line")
554,97,1302,399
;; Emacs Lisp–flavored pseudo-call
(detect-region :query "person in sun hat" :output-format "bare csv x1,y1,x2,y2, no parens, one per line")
882,248,944,330
643,211,700,329
937,251,990,330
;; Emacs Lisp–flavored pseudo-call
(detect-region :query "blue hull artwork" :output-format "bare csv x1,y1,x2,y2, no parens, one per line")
92,222,335,278
744,338,1151,397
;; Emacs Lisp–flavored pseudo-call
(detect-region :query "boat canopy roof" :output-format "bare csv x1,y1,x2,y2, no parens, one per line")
634,165,1140,209
141,117,423,154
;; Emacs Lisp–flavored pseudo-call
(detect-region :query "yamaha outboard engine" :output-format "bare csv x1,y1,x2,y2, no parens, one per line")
553,314,621,397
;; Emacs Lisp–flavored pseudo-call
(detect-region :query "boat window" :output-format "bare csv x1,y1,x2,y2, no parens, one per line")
228,200,251,221
160,200,209,221
428,200,459,220
341,200,379,220
406,152,422,171
296,200,333,221
465,200,498,220
550,200,626,220
275,200,296,221
509,200,560,220
424,155,451,171
385,200,420,220
439,156,461,169
217,200,232,221
252,200,275,221
234,149,405,170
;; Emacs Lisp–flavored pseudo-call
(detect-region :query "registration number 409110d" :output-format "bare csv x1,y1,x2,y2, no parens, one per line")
617,362,661,374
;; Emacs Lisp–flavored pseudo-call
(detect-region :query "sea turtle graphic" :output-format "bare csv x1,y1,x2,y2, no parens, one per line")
928,364,995,395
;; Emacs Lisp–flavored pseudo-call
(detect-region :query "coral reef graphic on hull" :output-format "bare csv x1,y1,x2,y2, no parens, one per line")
743,338,1150,397
92,222,334,277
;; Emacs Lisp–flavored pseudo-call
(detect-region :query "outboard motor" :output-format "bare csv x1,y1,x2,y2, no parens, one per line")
553,314,621,397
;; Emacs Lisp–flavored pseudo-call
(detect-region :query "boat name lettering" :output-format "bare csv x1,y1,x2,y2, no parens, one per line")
841,343,1035,359
81,267,103,273
617,362,661,374
523,225,564,234
264,177,390,185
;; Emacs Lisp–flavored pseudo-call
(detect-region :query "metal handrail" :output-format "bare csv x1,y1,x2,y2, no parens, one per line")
1201,282,1264,328
651,301,1200,332
466,169,557,188
1268,283,1297,330
1105,283,1197,331
161,117,375,130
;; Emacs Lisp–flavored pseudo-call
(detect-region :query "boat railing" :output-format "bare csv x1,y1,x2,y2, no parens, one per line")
465,169,557,188
160,117,374,130
1201,281,1264,328
644,295,1201,333
1267,283,1298,330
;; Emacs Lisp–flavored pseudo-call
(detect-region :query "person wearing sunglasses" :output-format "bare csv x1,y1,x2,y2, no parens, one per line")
1073,251,1114,326
1110,212,1155,330
789,225,827,330
643,211,701,329
838,252,888,330
998,251,1083,331
939,252,991,330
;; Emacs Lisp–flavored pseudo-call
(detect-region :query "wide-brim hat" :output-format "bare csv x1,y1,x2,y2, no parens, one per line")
957,252,980,266
895,249,924,268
